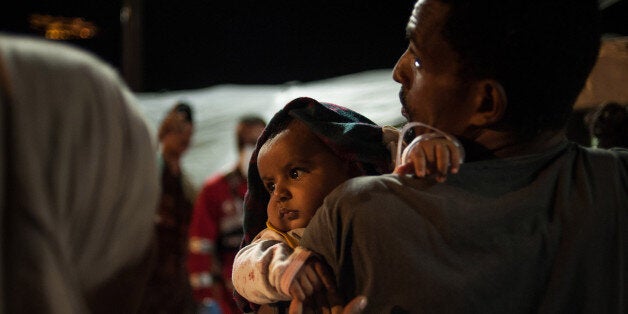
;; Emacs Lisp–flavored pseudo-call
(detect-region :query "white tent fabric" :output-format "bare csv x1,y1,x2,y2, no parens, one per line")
135,69,404,189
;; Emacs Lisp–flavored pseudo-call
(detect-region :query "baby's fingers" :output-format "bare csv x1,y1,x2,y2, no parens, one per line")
289,298,303,314
312,261,335,293
393,162,415,175
290,265,322,301
304,263,323,292
289,282,307,301
408,145,427,177
448,142,462,174
435,143,451,176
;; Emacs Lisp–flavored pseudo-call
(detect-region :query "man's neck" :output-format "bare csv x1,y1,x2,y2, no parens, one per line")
462,129,566,162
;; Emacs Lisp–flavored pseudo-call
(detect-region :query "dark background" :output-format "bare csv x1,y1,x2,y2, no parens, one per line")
141,0,414,91
2,0,627,92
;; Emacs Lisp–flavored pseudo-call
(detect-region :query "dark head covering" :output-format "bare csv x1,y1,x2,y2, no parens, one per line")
241,97,391,245
235,96,391,311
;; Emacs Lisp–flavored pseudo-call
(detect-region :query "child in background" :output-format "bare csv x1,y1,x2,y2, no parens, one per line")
232,97,462,312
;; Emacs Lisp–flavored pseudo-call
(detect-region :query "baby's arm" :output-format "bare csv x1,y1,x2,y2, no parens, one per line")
232,229,295,304
394,135,463,182
232,229,320,305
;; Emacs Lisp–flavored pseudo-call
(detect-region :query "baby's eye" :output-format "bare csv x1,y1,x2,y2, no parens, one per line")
289,168,305,180
265,182,275,192
414,58,422,69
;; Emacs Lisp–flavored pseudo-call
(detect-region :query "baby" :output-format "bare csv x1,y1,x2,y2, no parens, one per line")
232,97,462,312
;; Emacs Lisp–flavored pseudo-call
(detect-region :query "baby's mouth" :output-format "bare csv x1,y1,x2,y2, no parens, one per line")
279,208,299,220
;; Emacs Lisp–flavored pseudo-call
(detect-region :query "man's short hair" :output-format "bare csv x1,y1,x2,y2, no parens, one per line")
437,0,601,138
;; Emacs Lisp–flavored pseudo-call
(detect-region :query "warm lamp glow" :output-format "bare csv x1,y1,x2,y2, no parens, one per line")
29,14,98,40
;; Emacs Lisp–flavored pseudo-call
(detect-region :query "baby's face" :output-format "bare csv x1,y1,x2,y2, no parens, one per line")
257,121,355,232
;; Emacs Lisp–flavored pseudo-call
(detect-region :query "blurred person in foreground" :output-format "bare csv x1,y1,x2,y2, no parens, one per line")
188,114,266,313
0,32,159,313
138,101,197,313
292,0,628,313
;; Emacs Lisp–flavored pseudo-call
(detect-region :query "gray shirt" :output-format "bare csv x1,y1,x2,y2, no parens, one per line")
301,141,628,313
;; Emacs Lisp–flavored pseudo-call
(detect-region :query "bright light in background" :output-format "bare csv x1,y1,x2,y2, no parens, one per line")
29,14,98,40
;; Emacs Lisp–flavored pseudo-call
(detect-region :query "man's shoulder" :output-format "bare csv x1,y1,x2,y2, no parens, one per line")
582,147,628,183
603,147,628,159
338,174,400,193
575,145,628,168
324,174,403,209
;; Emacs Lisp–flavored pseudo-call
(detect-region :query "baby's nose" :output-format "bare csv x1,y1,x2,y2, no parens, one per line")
273,185,291,202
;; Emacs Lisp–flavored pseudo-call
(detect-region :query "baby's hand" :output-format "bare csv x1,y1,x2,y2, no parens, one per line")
394,135,462,182
288,258,329,301
288,256,353,314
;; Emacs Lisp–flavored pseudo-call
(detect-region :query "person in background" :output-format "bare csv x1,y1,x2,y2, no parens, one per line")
188,114,266,313
139,101,197,313
586,101,628,149
294,0,627,312
0,32,159,313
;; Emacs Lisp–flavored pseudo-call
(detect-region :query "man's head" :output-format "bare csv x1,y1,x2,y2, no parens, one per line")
236,115,267,151
158,101,194,157
235,115,267,175
394,0,601,141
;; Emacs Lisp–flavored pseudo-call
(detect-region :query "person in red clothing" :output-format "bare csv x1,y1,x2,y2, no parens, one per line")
188,115,266,313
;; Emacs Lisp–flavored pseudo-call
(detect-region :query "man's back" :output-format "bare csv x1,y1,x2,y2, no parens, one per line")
301,142,628,313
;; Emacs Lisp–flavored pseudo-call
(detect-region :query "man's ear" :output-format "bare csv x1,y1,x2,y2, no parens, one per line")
469,80,507,127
